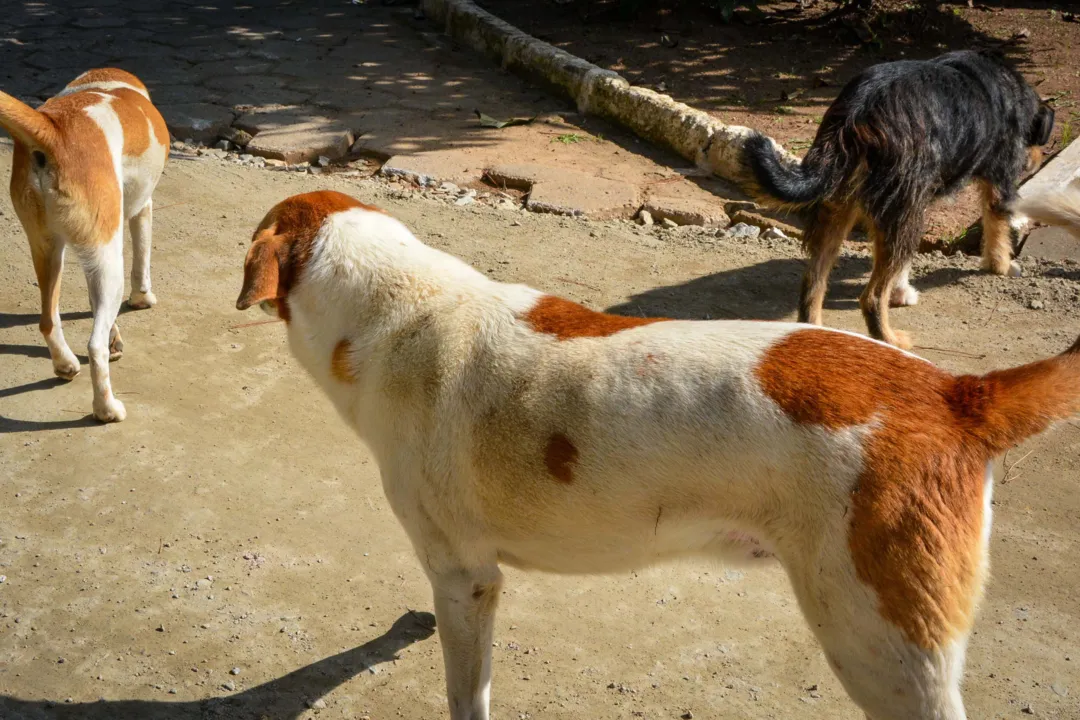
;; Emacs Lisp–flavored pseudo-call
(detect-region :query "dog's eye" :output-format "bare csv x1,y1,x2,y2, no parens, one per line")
31,150,47,169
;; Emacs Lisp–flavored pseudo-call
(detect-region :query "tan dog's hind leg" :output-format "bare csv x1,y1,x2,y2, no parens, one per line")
29,233,80,379
82,235,127,422
430,563,503,720
979,180,1022,277
128,199,157,309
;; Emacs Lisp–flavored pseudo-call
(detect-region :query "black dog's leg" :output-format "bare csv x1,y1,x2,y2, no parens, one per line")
860,215,922,350
978,179,1022,277
798,201,860,325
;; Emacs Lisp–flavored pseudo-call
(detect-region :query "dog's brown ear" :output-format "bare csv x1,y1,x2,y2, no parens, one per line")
1030,103,1054,147
236,227,287,310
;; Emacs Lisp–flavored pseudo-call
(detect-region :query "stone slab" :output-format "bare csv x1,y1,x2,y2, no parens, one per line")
159,103,235,143
244,117,355,164
643,181,729,227
1020,226,1080,262
487,163,639,219
1020,139,1080,199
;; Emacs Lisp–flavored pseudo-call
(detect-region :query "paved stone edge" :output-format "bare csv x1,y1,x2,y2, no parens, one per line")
420,0,797,185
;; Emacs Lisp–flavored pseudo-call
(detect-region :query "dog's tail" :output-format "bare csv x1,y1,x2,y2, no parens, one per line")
1014,180,1080,240
0,91,58,154
742,131,841,208
955,336,1080,456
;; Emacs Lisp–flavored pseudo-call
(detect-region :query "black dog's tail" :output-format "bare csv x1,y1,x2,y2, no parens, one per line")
742,132,839,208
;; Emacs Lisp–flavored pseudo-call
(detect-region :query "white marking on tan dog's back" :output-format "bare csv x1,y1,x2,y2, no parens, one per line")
57,80,149,100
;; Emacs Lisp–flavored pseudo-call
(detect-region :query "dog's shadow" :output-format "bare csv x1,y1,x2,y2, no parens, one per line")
605,255,982,321
0,610,436,720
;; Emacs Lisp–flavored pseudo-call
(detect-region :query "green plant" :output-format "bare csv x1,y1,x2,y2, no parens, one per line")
553,133,587,144
1062,121,1074,147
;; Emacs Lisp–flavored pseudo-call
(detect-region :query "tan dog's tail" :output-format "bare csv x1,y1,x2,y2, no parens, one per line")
0,91,57,152
953,337,1080,455
1015,180,1080,240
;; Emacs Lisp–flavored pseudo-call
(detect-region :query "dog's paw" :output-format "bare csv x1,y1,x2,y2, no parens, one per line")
93,396,127,423
52,351,81,380
1006,260,1022,278
109,335,124,362
982,257,1023,277
888,330,914,351
889,285,920,308
128,290,157,309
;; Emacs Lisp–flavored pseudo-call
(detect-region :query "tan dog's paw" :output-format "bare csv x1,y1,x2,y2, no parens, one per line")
982,257,1022,278
1006,260,1023,278
52,351,81,380
128,290,157,309
109,335,124,361
93,396,127,423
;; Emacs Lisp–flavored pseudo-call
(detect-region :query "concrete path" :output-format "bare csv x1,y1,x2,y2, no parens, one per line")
0,0,732,224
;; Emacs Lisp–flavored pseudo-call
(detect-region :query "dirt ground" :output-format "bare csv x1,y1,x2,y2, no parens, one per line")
1,144,1078,719
482,0,1080,242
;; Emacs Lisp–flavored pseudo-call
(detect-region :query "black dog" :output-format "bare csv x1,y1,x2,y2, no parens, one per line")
744,49,1053,348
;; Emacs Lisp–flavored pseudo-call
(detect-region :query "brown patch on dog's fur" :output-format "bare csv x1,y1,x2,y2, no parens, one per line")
544,433,578,484
237,191,378,313
330,339,357,383
524,296,666,340
102,88,168,158
755,328,1080,649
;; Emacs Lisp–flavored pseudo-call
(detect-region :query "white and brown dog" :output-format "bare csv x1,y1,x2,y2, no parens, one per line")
237,191,1080,720
0,68,168,422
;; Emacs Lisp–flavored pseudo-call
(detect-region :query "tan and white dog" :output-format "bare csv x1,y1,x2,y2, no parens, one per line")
0,68,168,422
1016,174,1080,240
236,191,1080,720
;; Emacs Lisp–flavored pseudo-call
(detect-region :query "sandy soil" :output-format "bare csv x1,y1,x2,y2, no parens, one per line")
0,145,1078,719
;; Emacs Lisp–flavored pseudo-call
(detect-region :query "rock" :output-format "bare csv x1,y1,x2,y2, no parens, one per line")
219,126,254,148
317,155,331,168
762,227,789,241
661,218,678,229
222,680,236,692
171,141,185,151
1022,703,1034,714
239,154,254,163
1029,299,1044,310
159,103,236,143
230,667,241,675
308,698,327,709
156,624,165,632
455,191,477,207
439,182,460,194
264,158,287,167
638,209,654,226
241,112,354,165
681,712,694,719
214,139,231,151
728,222,761,240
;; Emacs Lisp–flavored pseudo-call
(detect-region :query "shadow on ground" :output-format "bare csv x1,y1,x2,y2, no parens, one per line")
0,610,436,720
605,254,983,321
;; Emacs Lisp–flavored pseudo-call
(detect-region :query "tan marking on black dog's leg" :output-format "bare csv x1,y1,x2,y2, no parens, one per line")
860,224,917,350
799,201,859,326
979,180,1020,277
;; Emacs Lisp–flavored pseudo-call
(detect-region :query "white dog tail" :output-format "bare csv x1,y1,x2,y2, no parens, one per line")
0,91,58,153
1016,180,1080,240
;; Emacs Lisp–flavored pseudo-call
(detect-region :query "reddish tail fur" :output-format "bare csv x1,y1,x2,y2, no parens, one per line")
0,91,57,151
954,337,1080,455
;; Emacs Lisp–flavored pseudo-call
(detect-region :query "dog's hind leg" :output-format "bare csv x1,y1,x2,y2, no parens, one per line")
798,201,859,325
978,180,1022,277
28,231,80,380
860,219,920,350
428,562,503,720
128,198,157,309
80,233,127,422
786,550,971,719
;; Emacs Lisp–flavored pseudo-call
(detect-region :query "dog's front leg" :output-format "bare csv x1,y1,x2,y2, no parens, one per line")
429,564,503,720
